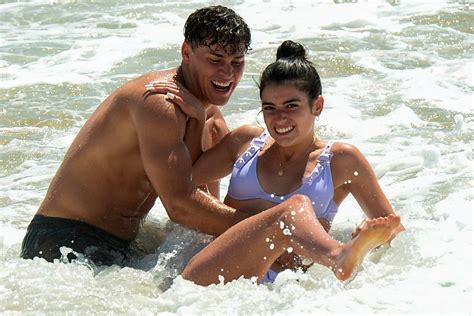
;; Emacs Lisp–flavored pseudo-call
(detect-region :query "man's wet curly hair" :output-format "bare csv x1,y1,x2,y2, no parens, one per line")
184,6,251,54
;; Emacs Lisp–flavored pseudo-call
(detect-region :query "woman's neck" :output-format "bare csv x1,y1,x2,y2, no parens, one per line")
273,133,317,163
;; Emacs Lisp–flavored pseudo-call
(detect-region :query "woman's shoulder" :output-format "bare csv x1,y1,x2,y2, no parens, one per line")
329,142,366,166
230,125,264,142
330,141,358,154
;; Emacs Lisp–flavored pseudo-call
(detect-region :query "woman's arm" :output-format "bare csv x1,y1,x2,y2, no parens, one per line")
192,125,263,186
331,143,405,238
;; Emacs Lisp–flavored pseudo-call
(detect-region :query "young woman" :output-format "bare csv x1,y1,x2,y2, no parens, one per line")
147,40,403,286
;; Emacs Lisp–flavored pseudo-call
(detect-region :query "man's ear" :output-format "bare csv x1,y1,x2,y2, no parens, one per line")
182,42,192,64
312,95,324,116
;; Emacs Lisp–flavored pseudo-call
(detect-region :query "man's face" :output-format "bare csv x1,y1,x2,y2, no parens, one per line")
182,42,245,106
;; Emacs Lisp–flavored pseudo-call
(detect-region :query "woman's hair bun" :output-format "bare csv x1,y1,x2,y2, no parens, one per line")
276,40,306,60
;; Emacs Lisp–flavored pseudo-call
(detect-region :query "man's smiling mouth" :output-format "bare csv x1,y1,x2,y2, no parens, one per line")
211,80,232,92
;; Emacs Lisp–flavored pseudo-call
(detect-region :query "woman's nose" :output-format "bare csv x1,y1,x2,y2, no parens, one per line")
275,110,287,121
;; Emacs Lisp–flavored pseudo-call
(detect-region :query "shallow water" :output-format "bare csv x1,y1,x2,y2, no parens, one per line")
1,0,473,314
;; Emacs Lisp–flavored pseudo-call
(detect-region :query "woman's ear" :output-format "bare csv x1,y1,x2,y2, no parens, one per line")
312,95,324,116
181,42,191,64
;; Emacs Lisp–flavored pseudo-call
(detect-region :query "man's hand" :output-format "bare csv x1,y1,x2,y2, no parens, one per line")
145,80,206,122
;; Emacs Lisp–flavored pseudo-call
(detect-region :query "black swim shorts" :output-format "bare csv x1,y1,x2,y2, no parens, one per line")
21,215,135,267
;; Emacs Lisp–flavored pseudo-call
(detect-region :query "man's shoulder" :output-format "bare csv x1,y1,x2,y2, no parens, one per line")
117,69,182,115
119,68,178,97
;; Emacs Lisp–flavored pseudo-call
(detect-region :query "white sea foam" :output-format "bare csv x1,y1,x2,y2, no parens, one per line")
0,0,472,314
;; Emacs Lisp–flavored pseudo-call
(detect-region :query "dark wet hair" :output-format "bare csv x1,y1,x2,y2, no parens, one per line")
184,6,251,54
259,40,322,101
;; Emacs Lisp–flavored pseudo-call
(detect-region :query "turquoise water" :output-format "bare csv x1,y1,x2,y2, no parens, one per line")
1,1,473,314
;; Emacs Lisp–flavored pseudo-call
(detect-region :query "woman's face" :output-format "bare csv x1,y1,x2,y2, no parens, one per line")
261,83,321,147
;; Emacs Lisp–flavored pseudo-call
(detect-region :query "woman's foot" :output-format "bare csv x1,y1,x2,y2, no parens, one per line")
334,214,401,281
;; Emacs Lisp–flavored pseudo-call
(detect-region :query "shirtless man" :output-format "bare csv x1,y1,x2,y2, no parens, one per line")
20,5,251,266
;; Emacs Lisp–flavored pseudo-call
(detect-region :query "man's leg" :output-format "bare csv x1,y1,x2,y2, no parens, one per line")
21,215,132,266
182,195,400,285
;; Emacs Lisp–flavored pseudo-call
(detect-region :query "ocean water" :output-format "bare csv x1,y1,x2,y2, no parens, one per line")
1,0,473,314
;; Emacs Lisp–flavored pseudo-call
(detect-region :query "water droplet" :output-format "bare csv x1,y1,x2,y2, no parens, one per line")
265,237,270,242
354,171,359,176
287,247,293,253
269,243,275,250
270,194,275,198
283,228,292,236
290,211,296,215
279,221,285,229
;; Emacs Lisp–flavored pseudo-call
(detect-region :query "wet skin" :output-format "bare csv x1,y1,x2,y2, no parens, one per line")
37,43,247,241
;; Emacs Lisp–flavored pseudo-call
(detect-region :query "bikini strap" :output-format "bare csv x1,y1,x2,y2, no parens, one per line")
318,141,334,163
251,130,269,149
233,130,268,168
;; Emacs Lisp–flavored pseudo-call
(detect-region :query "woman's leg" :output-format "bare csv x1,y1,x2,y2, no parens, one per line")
182,194,399,285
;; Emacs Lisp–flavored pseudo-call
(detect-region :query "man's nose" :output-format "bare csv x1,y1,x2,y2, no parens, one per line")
220,62,233,76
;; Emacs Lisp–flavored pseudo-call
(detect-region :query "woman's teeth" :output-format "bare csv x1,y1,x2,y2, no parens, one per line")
275,126,294,134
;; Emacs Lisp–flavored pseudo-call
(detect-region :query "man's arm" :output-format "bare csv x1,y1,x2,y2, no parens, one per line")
131,92,247,236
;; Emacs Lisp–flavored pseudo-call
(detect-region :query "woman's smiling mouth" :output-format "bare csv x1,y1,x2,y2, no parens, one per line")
275,126,295,134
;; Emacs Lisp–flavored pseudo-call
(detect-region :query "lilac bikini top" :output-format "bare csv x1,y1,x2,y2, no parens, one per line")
227,131,338,223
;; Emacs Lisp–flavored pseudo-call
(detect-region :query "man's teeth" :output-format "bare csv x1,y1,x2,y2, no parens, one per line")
212,81,231,88
276,126,294,134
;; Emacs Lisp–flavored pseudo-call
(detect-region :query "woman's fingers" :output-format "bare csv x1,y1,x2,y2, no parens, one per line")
145,82,179,93
351,223,363,239
144,80,205,120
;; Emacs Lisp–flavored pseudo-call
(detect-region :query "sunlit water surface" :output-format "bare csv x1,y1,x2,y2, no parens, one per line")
1,0,473,314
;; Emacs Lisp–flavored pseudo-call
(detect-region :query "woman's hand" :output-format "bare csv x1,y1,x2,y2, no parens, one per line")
145,80,206,122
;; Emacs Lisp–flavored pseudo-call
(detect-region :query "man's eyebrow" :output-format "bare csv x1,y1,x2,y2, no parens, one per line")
209,51,245,59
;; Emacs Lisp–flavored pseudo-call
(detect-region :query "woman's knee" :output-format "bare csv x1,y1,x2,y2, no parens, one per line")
279,194,315,220
287,194,312,207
